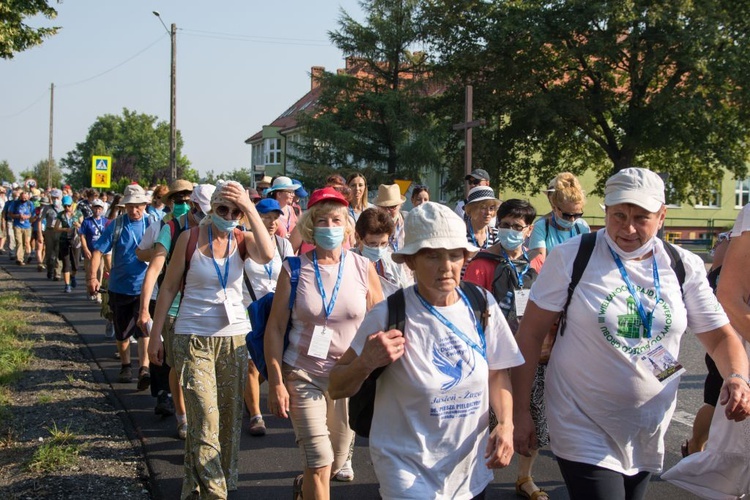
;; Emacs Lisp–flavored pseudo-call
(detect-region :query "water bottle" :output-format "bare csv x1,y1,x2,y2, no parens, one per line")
499,291,513,311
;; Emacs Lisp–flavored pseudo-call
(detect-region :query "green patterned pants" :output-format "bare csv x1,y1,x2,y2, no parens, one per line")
172,334,248,500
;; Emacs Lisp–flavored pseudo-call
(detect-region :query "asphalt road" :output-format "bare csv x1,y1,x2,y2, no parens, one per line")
3,258,706,499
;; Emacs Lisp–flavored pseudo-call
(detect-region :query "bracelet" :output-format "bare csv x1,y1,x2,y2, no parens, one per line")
727,373,750,387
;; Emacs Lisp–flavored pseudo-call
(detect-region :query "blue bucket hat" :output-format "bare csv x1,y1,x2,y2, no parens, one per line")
292,179,308,198
255,198,283,215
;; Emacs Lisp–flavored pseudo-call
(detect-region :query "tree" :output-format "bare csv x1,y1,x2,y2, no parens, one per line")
61,108,197,189
0,160,16,183
422,0,750,200
0,0,60,59
19,158,62,188
201,167,255,186
294,0,444,182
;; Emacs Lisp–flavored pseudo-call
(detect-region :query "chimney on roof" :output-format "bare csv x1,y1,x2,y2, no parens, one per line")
311,66,325,90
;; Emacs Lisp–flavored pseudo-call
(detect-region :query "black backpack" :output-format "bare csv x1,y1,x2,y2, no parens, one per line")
348,282,489,438
471,251,538,332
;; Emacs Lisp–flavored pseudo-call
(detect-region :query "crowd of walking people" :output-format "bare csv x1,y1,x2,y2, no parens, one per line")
1,167,749,500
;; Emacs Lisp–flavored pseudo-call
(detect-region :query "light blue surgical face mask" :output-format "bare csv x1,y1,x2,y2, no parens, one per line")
314,226,345,250
172,201,190,218
554,214,574,230
361,244,388,263
211,213,240,233
192,207,206,222
496,228,526,250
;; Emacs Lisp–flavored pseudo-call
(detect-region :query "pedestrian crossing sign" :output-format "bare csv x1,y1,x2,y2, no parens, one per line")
91,155,112,188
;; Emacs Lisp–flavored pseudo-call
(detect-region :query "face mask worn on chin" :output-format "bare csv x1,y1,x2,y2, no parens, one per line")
497,228,526,251
191,207,206,222
210,213,240,233
53,200,62,209
361,244,388,263
172,201,190,218
554,214,575,230
603,230,656,260
314,226,345,250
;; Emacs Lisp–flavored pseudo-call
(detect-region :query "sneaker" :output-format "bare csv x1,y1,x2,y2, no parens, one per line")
104,321,115,339
333,460,354,482
70,276,77,288
96,294,103,304
53,276,60,281
26,256,32,264
16,260,24,266
37,264,45,272
64,284,72,293
118,366,133,383
155,391,175,416
248,416,266,436
137,367,151,391
176,421,187,440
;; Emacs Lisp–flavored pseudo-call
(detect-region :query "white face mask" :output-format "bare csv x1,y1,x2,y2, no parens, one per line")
603,230,656,260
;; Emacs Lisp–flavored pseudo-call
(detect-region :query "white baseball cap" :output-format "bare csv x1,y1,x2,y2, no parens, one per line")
604,167,665,213
190,184,215,214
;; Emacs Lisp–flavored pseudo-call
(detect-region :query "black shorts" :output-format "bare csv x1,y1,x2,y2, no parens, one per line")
703,353,723,406
109,291,145,342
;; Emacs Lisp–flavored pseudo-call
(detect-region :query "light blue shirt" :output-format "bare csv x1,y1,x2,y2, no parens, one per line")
528,215,590,252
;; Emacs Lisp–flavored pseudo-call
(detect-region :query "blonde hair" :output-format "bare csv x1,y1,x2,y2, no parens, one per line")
296,201,354,244
548,172,585,207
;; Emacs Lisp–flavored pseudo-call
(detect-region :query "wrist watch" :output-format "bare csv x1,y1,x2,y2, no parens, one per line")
727,373,750,387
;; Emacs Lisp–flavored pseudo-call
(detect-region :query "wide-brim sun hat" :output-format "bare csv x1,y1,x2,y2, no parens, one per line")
308,187,349,208
264,176,301,196
256,198,283,215
165,179,194,199
465,186,501,207
604,167,665,213
190,184,216,214
392,202,480,264
122,184,150,205
374,184,406,207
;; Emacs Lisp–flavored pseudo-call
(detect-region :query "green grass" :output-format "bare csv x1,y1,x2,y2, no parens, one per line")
0,292,32,386
28,422,80,472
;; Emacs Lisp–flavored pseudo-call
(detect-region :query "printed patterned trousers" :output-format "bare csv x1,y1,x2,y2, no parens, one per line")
172,333,248,500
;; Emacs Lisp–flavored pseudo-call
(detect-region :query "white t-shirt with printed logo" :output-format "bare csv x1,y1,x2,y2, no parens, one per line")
350,286,524,499
530,231,728,475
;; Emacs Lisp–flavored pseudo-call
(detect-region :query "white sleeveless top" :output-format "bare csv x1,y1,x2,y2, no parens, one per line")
174,243,251,337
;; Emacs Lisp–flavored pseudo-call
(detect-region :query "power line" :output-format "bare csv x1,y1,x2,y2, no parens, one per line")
0,89,49,119
180,28,330,44
179,28,331,46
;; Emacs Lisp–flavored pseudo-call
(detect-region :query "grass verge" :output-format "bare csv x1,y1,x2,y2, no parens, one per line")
0,292,32,426
28,422,80,472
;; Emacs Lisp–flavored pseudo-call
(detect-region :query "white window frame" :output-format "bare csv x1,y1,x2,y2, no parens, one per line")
264,138,281,165
695,184,721,208
735,178,750,208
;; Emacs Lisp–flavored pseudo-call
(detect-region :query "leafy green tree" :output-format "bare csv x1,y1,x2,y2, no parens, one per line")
19,158,62,188
61,108,196,189
422,0,750,200
200,168,255,187
0,0,60,59
295,0,443,181
0,160,16,183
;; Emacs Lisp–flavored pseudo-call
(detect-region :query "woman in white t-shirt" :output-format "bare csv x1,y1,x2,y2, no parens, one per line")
330,202,524,500
512,168,750,500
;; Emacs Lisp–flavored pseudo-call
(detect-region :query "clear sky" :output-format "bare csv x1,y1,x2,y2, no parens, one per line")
0,0,362,181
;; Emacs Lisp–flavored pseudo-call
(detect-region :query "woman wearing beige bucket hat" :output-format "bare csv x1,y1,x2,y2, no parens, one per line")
330,202,523,499
373,184,407,252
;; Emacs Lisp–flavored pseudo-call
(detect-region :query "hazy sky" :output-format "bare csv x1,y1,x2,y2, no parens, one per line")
0,0,362,181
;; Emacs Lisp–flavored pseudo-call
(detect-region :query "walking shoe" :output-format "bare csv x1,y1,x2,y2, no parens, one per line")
37,264,45,272
70,276,77,288
26,255,32,264
176,421,187,440
53,275,60,281
47,270,53,280
136,367,151,391
118,366,133,383
104,321,115,339
248,416,267,436
64,284,72,293
333,460,354,482
155,391,175,416
16,260,24,266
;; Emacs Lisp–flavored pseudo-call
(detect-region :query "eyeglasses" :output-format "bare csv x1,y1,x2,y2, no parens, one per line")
479,205,498,213
467,178,482,186
498,222,529,232
556,208,584,220
383,205,400,212
215,205,243,219
63,205,72,208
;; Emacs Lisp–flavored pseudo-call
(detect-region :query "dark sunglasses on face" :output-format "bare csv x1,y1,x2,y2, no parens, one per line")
557,209,584,220
215,205,243,219
498,222,529,232
467,178,482,186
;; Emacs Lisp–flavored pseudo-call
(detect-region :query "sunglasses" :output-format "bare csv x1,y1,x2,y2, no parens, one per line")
498,222,529,232
467,178,482,186
215,205,243,219
557,210,584,220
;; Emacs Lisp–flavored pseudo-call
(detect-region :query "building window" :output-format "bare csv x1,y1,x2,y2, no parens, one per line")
264,138,281,165
735,178,750,208
252,143,263,168
664,179,681,208
695,184,720,208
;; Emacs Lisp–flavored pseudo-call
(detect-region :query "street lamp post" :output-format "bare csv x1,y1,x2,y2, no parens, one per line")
153,11,177,182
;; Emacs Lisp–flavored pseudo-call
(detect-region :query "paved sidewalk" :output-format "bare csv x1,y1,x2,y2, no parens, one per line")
2,260,702,499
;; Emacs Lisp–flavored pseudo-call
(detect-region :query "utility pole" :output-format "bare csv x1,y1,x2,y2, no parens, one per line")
452,85,485,197
169,23,177,182
48,83,54,189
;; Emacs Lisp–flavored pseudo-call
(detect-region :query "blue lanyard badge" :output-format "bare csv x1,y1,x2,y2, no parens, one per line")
312,249,346,322
264,261,274,280
390,220,403,251
501,247,530,288
208,224,232,293
415,287,486,359
608,245,661,339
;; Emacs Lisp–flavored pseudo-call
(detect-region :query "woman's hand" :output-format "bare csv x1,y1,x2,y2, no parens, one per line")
221,182,255,216
148,335,164,366
359,329,405,370
720,378,750,421
268,383,290,419
485,422,514,469
513,408,538,457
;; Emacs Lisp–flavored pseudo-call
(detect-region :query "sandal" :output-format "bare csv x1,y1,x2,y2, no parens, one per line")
515,476,549,500
292,474,303,500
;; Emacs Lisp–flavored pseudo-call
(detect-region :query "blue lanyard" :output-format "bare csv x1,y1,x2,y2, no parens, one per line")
348,207,356,221
607,245,661,339
500,247,530,288
264,260,274,280
312,249,346,321
468,223,491,249
375,260,383,277
390,218,402,251
208,224,232,293
414,286,486,359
